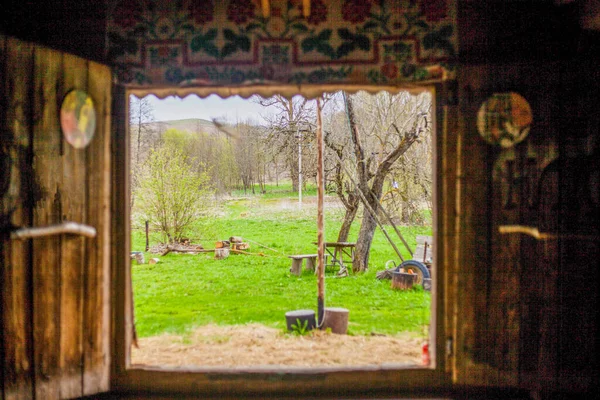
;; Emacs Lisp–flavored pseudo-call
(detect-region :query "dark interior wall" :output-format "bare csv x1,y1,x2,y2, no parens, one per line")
0,0,107,63
459,0,582,64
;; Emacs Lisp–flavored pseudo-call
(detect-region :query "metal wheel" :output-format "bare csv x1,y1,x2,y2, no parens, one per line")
395,260,430,285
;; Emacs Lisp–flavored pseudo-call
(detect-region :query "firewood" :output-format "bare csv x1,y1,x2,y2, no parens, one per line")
232,242,249,250
215,240,230,249
214,248,230,259
376,268,396,280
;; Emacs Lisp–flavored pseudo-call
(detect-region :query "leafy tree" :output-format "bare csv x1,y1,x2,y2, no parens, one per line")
135,146,214,243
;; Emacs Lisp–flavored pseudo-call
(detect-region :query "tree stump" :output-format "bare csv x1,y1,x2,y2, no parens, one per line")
391,271,417,290
285,309,316,332
131,251,145,264
214,248,230,259
322,307,349,334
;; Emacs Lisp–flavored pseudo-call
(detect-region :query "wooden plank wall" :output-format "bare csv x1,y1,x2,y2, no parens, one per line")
0,35,111,399
453,60,599,393
453,1,599,395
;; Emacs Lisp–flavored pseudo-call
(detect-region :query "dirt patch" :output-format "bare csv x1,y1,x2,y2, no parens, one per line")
131,324,423,368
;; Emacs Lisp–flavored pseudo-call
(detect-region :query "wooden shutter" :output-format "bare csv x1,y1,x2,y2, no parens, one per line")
1,35,111,399
451,60,599,392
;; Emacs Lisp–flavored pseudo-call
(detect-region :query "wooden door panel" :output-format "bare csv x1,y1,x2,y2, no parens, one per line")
1,35,112,399
453,61,599,393
1,34,36,400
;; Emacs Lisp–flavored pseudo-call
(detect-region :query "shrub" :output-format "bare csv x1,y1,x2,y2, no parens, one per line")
135,146,214,243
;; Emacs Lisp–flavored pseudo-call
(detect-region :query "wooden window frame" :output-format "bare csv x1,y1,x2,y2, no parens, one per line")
110,83,453,397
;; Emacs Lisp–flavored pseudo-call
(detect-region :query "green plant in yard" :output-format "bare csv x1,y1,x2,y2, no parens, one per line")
135,146,214,243
290,318,310,336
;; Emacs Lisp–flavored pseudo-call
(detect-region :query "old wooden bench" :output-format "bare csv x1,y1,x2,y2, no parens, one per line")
288,254,318,276
288,254,331,276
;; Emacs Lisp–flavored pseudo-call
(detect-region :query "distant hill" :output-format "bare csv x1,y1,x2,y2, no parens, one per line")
134,118,264,138
144,118,220,135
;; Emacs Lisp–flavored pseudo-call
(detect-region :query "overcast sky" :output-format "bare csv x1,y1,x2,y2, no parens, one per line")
143,94,274,124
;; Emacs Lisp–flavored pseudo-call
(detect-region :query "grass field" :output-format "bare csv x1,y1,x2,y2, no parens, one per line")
131,183,432,339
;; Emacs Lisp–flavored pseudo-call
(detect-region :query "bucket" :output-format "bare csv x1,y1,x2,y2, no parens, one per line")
285,309,316,332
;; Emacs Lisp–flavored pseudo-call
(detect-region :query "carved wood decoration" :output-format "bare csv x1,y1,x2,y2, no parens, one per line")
107,0,456,88
0,35,112,398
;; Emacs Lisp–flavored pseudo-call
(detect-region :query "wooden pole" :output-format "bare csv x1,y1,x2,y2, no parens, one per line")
316,98,325,327
145,220,149,251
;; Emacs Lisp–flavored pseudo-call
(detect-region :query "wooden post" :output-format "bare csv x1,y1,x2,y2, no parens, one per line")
145,220,149,251
290,258,302,276
305,256,316,272
316,98,325,327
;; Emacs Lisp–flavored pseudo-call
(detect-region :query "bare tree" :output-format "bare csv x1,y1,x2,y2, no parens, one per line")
341,91,431,272
322,94,360,242
385,124,433,225
255,95,318,191
129,95,157,208
233,122,258,194
129,95,156,164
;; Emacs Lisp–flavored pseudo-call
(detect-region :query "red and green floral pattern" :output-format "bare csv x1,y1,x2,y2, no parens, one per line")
107,0,456,87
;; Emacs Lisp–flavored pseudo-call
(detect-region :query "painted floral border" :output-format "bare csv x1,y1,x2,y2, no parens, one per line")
108,0,456,87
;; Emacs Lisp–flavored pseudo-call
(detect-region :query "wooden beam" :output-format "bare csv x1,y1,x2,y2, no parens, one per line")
83,59,111,395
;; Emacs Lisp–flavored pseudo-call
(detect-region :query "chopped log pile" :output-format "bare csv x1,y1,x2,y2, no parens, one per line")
215,236,253,259
376,268,396,280
214,240,230,259
148,242,206,256
146,236,257,259
229,236,250,251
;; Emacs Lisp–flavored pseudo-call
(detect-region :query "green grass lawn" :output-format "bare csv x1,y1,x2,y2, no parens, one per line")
131,188,432,339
